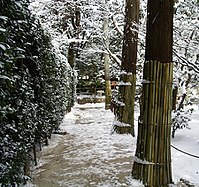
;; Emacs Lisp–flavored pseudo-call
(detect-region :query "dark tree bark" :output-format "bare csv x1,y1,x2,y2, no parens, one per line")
145,0,173,62
114,0,139,136
172,86,178,111
132,0,174,186
67,6,81,108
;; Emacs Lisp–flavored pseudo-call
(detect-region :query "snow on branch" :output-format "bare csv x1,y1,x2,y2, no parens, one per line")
102,38,121,67
106,48,121,67
67,38,87,44
112,98,125,107
119,70,133,76
0,75,14,81
111,15,123,36
173,50,199,74
118,81,132,86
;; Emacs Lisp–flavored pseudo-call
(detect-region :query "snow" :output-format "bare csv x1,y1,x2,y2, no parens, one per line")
0,75,13,81
118,81,132,86
25,103,199,187
171,109,199,186
141,79,151,84
113,119,131,127
112,99,125,107
179,82,186,95
119,71,133,76
0,16,8,21
0,44,7,50
133,156,154,165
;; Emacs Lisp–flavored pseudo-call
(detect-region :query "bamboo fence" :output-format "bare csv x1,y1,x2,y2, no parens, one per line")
132,60,173,186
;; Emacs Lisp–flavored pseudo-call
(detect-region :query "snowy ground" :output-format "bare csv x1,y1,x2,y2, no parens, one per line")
25,103,199,187
171,109,199,186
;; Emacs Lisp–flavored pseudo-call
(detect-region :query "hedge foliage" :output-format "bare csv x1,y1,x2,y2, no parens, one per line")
0,0,72,185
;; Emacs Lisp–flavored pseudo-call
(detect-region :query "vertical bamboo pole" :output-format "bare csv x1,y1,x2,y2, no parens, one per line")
152,60,159,186
142,61,150,182
168,62,173,182
159,62,164,185
164,63,170,185
149,60,156,184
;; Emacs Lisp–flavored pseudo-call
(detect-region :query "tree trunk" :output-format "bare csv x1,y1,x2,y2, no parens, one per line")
33,144,37,166
24,156,30,176
67,6,81,108
114,0,139,136
68,43,75,108
103,10,112,110
132,0,174,186
172,86,178,111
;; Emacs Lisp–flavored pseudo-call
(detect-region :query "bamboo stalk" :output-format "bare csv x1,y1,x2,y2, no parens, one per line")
168,62,173,182
150,60,157,184
157,61,163,186
146,60,154,184
152,60,160,186
163,62,168,185
163,63,167,185
169,62,173,185
159,63,165,185
132,62,147,179
166,63,170,183
143,61,150,183
162,63,167,185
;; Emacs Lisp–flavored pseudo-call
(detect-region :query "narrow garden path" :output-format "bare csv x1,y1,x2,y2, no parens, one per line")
30,103,139,187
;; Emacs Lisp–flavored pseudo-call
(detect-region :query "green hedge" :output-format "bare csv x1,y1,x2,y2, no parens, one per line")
0,0,72,185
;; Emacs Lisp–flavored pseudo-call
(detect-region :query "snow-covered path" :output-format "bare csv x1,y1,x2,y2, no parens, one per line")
30,103,139,187
28,103,199,187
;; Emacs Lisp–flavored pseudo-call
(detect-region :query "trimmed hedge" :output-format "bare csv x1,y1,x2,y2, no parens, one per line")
0,0,72,185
